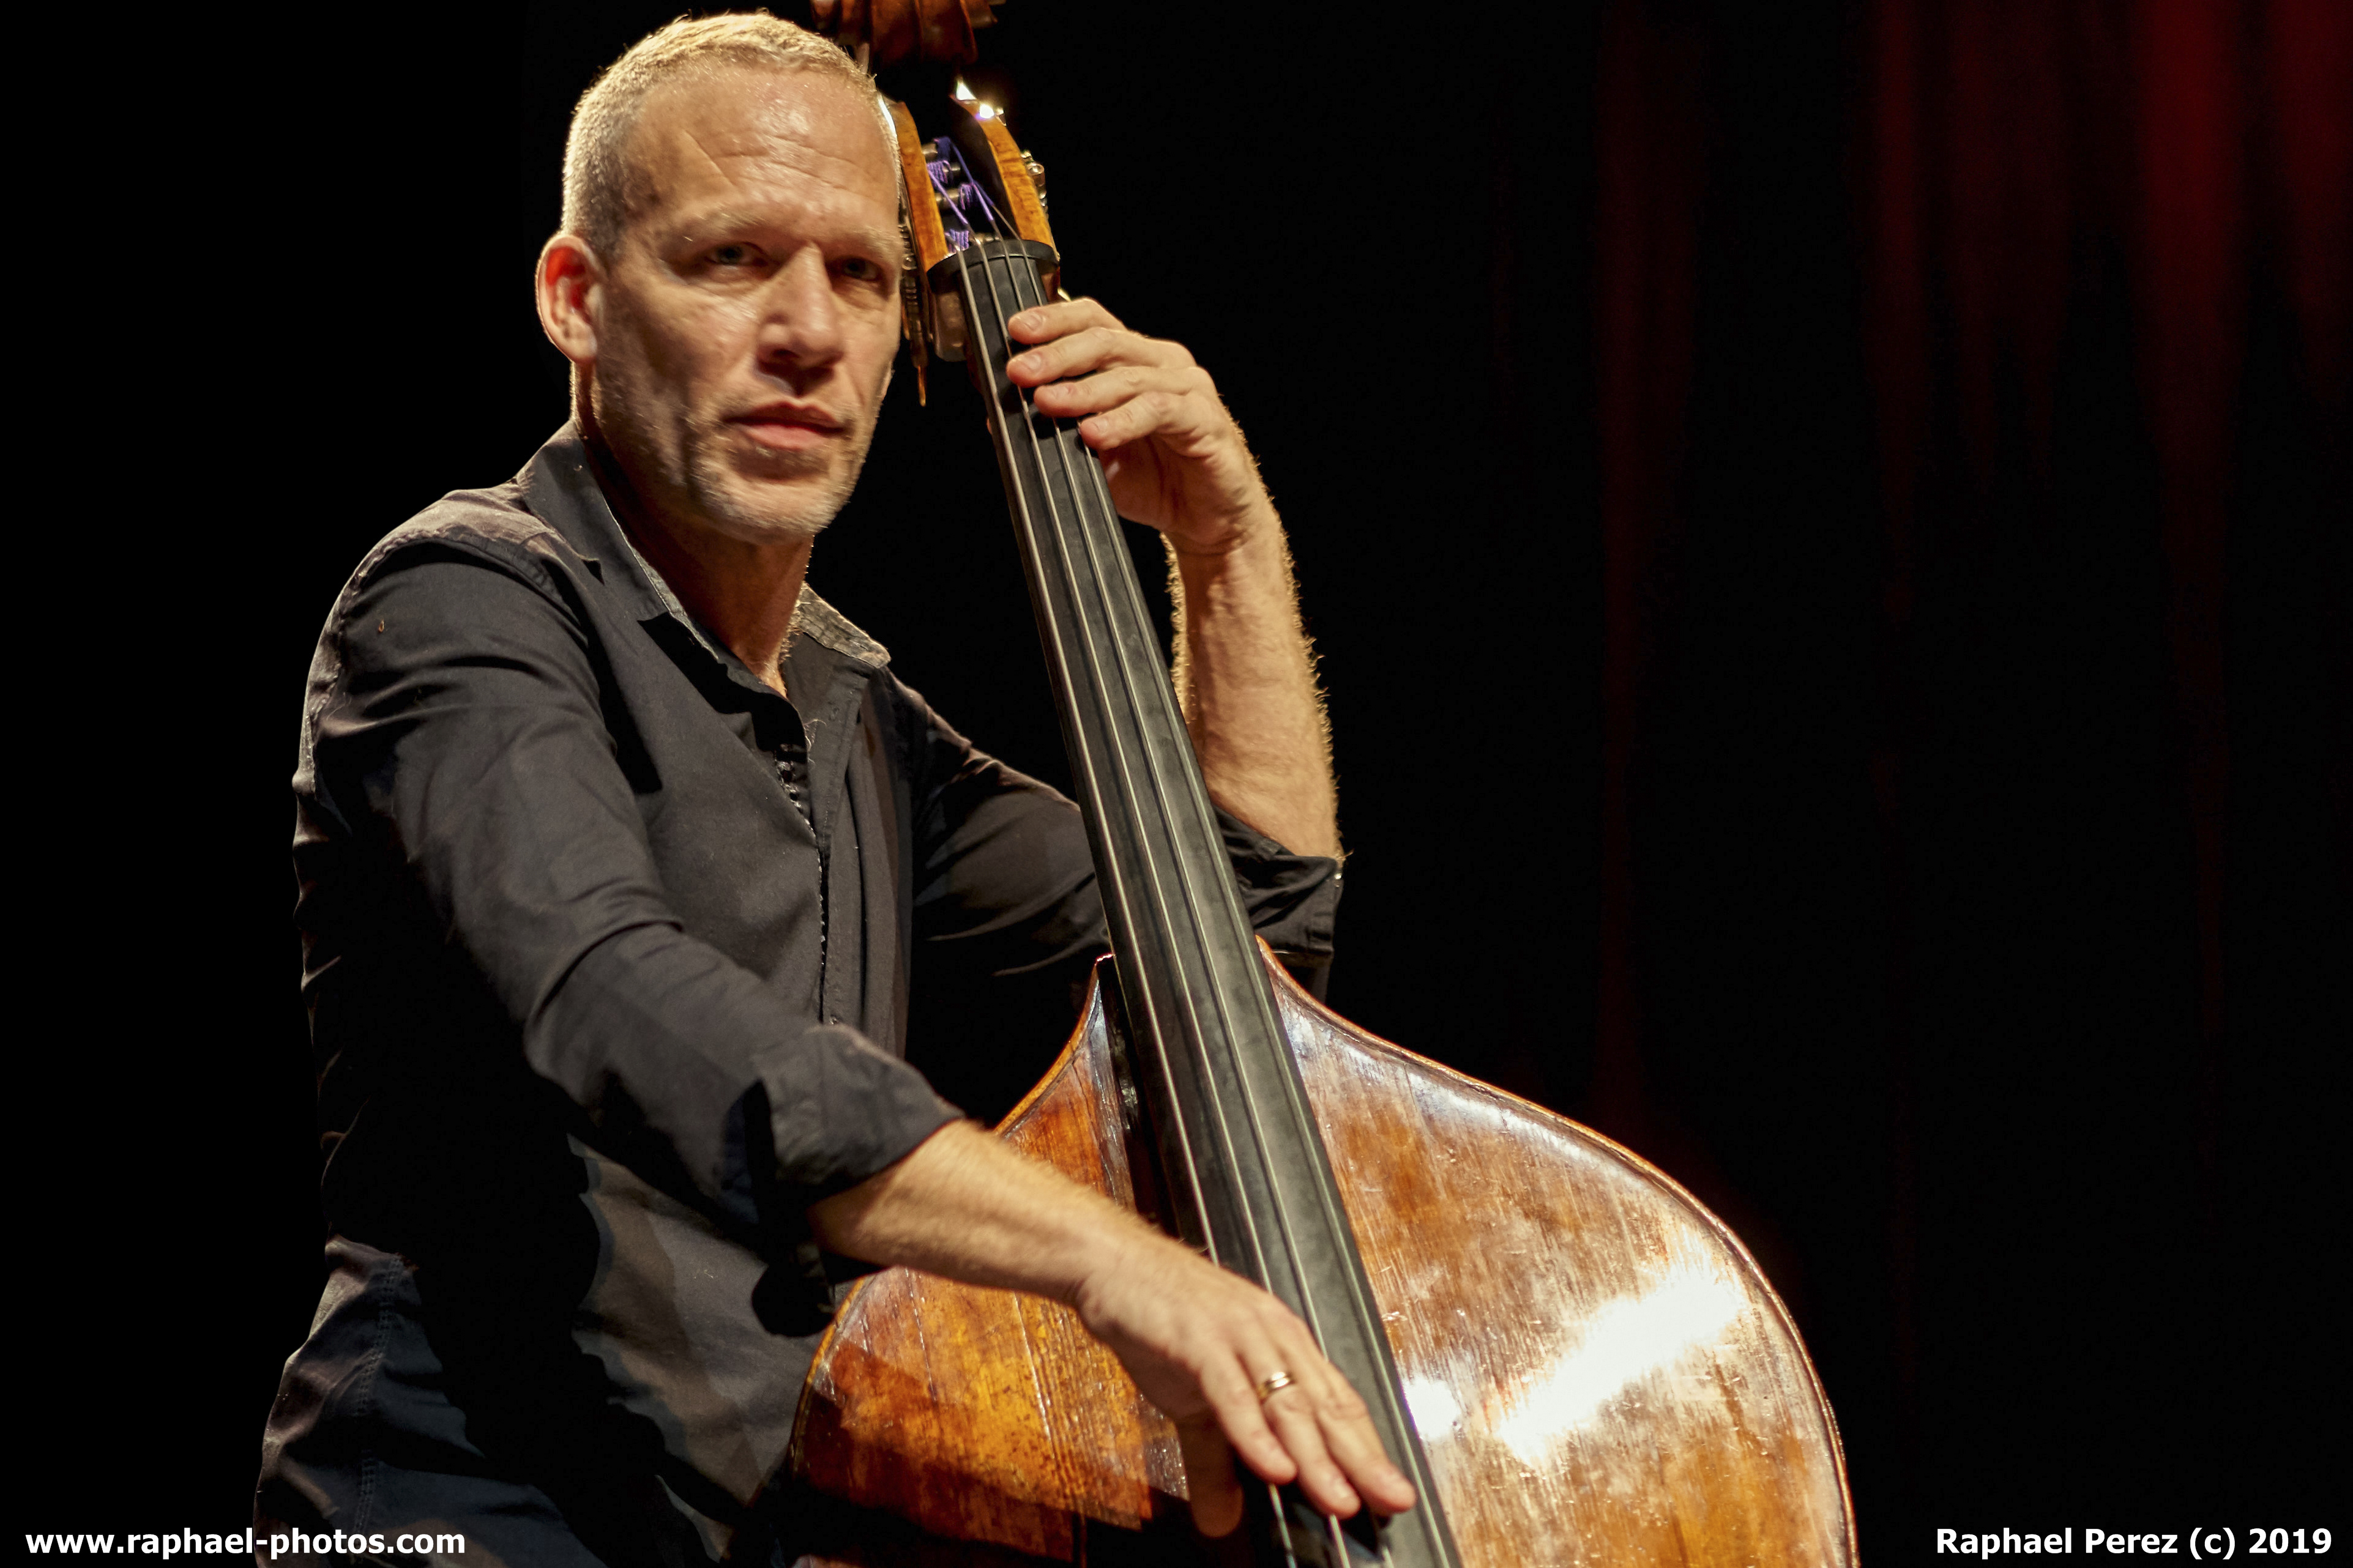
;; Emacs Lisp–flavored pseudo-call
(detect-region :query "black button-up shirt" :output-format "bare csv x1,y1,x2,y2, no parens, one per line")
259,427,1340,1564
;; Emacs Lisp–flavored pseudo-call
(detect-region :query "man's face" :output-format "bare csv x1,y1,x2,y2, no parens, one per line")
587,65,901,546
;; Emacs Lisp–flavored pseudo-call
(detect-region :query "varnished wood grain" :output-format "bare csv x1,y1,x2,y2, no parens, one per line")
889,99,953,277
791,983,1185,1558
1269,959,1855,1568
952,97,1056,255
794,955,1855,1564
886,98,947,403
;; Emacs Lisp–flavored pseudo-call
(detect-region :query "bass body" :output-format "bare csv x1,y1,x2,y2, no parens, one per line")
795,950,1855,1566
790,87,1857,1567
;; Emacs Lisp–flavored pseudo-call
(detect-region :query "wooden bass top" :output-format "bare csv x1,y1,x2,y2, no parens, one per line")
796,952,1857,1565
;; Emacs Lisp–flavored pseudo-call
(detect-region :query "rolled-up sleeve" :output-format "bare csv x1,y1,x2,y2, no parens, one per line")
1218,811,1341,992
900,678,1343,985
304,540,958,1246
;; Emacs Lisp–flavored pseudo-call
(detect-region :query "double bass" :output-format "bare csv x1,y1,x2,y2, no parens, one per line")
789,9,1857,1563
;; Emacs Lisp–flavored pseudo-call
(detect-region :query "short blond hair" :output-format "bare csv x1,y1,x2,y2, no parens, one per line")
561,12,894,262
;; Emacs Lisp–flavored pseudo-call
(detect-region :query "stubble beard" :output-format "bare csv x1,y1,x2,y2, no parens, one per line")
682,407,862,547
594,347,890,549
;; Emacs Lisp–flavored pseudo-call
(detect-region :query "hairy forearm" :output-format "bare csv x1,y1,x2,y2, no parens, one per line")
805,1112,1418,1530
1168,510,1340,860
806,1119,1167,1300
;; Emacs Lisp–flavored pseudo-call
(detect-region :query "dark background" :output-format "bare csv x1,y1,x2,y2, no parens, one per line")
38,1,2343,1559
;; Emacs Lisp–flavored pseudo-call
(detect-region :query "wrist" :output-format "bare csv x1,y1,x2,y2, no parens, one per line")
1167,497,1280,562
1171,515,1288,607
1067,1214,1181,1326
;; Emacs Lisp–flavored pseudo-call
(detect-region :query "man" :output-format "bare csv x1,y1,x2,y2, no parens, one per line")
257,13,1413,1565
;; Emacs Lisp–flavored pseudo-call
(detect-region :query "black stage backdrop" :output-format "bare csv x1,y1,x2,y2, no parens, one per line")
36,1,2344,1556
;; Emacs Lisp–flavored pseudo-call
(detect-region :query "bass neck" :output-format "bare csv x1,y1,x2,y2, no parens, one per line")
942,234,1458,1568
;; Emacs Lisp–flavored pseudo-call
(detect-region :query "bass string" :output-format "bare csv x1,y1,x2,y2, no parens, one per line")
930,155,1311,1325
935,236,1168,1177
920,158,1209,1219
1069,352,1435,1539
945,231,1239,1280
998,257,1343,1354
1067,414,1346,1334
990,244,1332,1321
1026,288,1394,1568
1004,250,1423,1568
985,243,1336,1565
1050,447,1403,1568
919,130,1420,1564
984,244,1294,1295
963,221,1411,1567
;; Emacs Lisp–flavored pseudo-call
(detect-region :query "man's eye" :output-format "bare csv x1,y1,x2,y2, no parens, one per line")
839,257,882,282
709,244,757,267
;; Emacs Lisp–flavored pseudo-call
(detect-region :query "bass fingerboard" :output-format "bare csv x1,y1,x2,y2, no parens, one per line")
937,228,1458,1568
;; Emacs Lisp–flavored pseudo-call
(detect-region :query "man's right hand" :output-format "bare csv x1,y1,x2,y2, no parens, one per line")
807,1120,1417,1536
1072,1217,1417,1536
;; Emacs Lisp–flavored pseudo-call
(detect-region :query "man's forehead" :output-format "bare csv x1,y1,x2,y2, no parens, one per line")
625,65,895,218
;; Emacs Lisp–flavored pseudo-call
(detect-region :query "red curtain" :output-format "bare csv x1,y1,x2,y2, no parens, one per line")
1593,0,2349,1524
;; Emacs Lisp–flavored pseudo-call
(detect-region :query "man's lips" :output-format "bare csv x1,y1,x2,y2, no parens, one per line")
728,403,846,451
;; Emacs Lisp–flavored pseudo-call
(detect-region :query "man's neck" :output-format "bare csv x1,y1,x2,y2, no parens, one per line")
583,425,811,700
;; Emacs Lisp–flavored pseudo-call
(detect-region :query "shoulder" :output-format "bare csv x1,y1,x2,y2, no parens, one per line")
311,478,619,674
299,480,608,748
346,478,587,608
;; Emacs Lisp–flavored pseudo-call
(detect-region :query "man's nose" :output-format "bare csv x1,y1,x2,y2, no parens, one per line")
754,248,845,387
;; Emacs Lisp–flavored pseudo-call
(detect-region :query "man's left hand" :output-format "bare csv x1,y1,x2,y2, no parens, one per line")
1005,301,1270,555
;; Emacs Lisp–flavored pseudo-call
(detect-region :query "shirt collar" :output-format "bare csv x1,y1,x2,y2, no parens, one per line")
518,423,890,679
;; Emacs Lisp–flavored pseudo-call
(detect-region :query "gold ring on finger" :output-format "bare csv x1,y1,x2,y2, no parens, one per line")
1255,1371,1296,1403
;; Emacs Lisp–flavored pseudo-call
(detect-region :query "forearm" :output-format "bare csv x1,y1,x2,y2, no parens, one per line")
1168,509,1340,860
806,1118,1168,1300
806,1114,1416,1531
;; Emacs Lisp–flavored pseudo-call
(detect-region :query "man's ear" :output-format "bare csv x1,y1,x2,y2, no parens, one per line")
537,234,604,370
